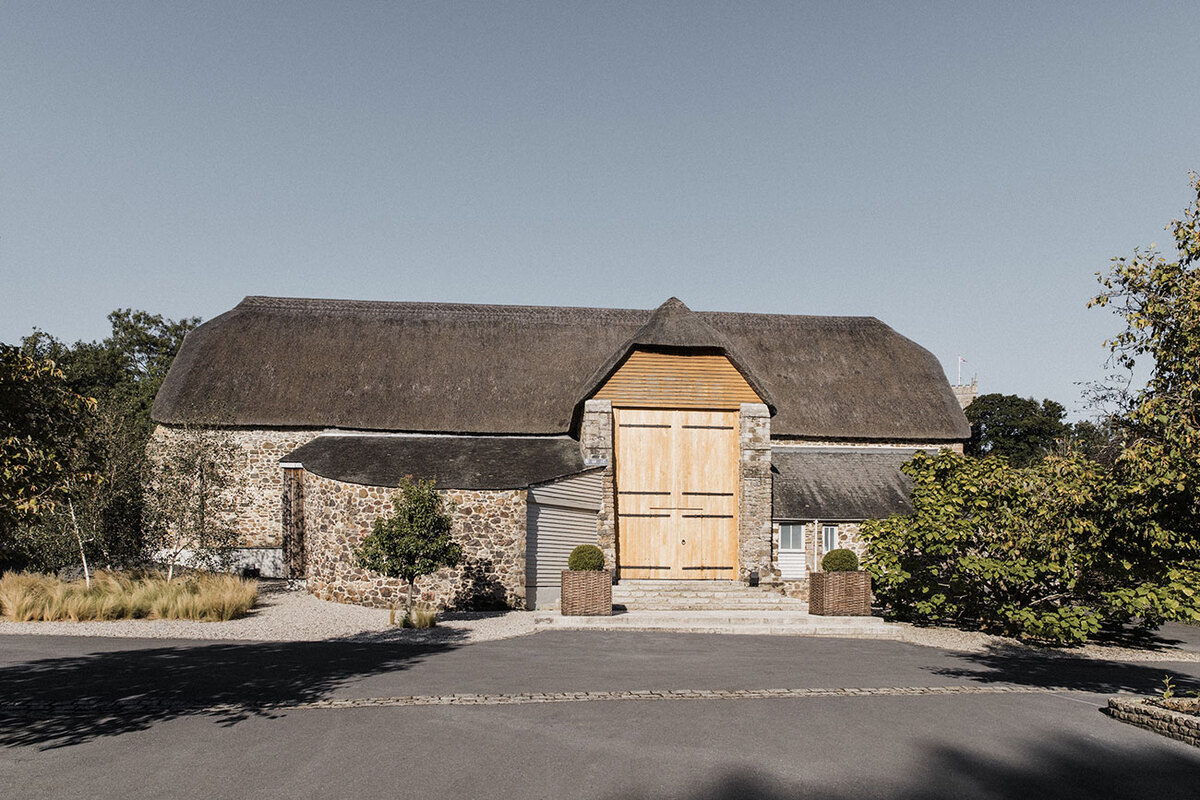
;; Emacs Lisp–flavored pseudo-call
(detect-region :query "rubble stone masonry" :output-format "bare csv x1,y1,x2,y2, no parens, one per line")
150,426,320,548
302,472,527,610
738,403,775,583
580,399,617,566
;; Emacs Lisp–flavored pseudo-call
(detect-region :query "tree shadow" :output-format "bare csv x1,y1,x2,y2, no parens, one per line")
608,733,1200,799
0,630,467,750
451,555,513,610
932,642,1200,695
1090,623,1188,651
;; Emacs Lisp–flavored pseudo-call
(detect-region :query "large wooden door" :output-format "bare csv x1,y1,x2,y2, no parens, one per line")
614,408,739,579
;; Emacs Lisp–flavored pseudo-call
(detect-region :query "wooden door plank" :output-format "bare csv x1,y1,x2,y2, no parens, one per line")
615,407,739,580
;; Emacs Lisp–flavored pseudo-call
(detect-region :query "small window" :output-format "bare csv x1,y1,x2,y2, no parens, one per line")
779,523,805,551
822,524,839,552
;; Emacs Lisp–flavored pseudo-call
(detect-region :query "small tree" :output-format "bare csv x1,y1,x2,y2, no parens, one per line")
356,477,462,623
143,420,238,580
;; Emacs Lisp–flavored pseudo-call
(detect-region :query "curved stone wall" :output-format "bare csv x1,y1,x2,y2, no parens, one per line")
302,472,527,610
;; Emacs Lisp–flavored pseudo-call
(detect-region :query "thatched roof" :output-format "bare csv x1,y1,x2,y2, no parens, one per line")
283,435,590,489
153,296,969,441
772,447,927,520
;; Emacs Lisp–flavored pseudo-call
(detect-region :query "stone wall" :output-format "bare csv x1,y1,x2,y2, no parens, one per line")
772,439,964,455
302,472,527,610
150,426,320,548
580,399,617,566
1106,697,1200,747
738,403,775,583
952,380,978,410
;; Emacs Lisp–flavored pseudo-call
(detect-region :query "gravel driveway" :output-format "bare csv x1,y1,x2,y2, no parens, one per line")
0,581,536,644
2,580,1197,662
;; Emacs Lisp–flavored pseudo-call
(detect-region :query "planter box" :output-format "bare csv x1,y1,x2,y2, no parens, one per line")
809,571,871,616
561,570,613,616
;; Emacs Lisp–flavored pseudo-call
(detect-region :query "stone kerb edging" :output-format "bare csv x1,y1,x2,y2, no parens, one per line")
1106,696,1200,748
3,684,1058,717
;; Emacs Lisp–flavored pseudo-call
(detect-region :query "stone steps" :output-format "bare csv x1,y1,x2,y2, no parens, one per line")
534,610,899,639
612,579,806,611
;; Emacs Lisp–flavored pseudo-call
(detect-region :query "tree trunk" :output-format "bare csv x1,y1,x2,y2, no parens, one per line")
67,498,90,589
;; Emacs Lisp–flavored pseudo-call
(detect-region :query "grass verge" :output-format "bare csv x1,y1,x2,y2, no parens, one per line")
0,570,258,622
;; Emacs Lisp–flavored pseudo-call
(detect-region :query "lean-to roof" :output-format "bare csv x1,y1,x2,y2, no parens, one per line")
153,296,970,441
772,447,929,520
284,435,590,490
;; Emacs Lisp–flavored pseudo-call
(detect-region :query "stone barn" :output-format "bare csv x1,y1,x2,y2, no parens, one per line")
151,295,969,609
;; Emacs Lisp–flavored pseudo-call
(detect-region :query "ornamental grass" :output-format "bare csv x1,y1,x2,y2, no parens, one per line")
403,605,438,629
0,570,258,622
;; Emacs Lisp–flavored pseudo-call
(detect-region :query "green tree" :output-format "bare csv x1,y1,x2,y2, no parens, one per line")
101,309,199,432
862,450,1117,643
0,346,97,570
1061,418,1117,465
863,174,1200,643
964,393,1070,466
1090,172,1200,565
356,477,463,622
3,310,199,573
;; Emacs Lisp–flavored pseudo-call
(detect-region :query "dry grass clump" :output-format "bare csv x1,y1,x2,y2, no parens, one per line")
0,571,258,622
403,605,438,629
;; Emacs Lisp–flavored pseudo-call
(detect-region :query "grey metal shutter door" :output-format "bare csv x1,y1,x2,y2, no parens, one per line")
526,471,602,608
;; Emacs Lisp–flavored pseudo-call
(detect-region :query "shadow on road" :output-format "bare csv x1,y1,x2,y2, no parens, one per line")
609,734,1200,799
932,642,1200,695
0,632,466,750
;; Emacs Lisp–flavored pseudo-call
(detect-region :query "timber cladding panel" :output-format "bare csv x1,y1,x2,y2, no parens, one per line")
614,408,739,579
594,351,762,409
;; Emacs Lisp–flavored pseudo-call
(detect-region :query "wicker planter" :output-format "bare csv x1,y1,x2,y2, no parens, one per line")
809,571,872,616
561,569,613,616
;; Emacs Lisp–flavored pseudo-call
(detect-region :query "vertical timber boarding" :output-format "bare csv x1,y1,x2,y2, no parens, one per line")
281,467,306,579
613,408,740,579
595,350,764,581
525,471,604,608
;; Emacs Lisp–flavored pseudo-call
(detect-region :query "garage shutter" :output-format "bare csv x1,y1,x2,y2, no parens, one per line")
526,471,603,608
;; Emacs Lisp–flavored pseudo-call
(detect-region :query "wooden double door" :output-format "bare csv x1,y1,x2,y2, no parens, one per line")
614,408,739,579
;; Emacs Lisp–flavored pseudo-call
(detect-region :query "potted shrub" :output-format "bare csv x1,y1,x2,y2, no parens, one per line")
808,548,871,616
560,544,612,616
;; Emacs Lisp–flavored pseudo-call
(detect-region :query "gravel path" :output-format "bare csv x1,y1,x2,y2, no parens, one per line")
2,582,1197,662
0,581,536,644
892,621,1200,662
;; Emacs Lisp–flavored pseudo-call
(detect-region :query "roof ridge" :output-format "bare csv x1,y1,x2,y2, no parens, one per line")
238,296,648,323
697,310,882,325
238,296,884,326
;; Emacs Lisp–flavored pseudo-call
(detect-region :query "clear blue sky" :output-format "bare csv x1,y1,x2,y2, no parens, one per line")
3,2,1197,418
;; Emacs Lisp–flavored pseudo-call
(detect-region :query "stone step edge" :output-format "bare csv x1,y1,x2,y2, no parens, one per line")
533,623,901,639
530,618,888,628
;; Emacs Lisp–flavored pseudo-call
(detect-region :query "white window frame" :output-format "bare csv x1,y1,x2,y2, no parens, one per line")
822,524,839,553
776,521,808,580
779,523,805,552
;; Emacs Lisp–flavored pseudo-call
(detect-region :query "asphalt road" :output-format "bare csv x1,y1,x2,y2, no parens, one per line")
2,629,1199,799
